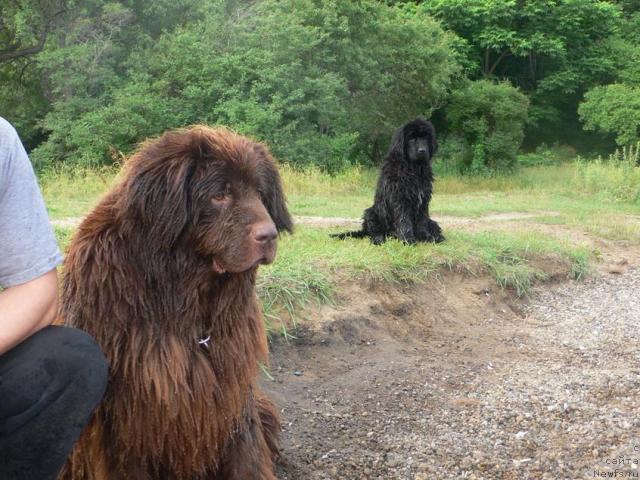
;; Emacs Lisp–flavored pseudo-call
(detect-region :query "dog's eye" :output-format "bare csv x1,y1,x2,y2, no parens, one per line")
212,184,231,205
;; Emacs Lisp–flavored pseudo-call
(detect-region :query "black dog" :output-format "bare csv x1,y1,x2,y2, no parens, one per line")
333,117,444,244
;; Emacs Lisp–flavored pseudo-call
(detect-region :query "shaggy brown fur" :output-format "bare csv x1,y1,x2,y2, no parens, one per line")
57,125,293,480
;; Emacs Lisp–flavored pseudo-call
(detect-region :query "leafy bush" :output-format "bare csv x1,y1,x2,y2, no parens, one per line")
31,0,460,170
421,0,621,146
446,80,529,174
433,136,467,175
517,144,577,167
579,83,640,147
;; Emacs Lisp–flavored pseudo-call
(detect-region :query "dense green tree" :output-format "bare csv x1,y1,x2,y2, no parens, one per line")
0,0,72,63
31,0,460,169
578,10,640,147
447,79,529,173
0,0,81,145
579,84,640,146
420,0,621,148
3,0,635,171
0,0,205,151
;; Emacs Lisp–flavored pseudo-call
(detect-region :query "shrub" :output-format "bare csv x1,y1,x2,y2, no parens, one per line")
446,80,529,174
434,135,467,175
31,0,460,170
579,83,640,147
517,144,577,167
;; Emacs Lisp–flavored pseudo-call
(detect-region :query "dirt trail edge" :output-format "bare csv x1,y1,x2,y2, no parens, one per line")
51,212,560,230
265,267,640,480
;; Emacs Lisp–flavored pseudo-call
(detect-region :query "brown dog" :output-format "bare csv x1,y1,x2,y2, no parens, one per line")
58,126,292,479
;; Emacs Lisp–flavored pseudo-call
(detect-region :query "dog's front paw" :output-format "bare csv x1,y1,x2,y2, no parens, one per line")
399,235,417,245
371,234,386,245
433,232,445,243
426,219,444,243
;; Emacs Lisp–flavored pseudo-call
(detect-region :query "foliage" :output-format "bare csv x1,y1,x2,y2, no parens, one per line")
446,80,529,173
0,0,82,146
23,0,459,169
421,0,621,146
516,143,577,167
2,0,639,171
0,0,73,63
579,84,640,146
578,11,640,148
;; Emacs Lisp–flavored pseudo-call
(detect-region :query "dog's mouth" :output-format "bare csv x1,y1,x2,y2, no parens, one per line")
212,257,228,275
212,250,276,275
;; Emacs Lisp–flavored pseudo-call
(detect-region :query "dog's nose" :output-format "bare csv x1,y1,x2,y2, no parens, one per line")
418,147,427,154
253,222,277,243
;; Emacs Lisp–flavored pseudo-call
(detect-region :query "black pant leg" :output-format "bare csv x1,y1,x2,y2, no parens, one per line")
0,326,108,480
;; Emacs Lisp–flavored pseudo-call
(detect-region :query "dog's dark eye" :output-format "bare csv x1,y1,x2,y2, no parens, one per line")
212,184,231,205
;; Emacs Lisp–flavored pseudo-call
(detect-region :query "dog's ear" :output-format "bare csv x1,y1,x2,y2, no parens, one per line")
388,124,407,162
119,130,198,249
254,143,293,234
425,120,438,157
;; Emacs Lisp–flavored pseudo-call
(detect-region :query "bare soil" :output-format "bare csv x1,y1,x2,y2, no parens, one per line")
52,212,560,230
263,223,640,480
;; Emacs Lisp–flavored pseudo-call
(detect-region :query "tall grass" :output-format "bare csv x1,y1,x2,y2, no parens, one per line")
41,165,118,218
435,164,577,195
575,145,640,203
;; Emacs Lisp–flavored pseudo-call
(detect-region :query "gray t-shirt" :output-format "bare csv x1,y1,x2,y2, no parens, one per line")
0,117,62,288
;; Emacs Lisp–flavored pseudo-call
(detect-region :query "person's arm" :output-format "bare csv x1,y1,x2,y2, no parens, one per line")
0,269,59,355
0,117,63,354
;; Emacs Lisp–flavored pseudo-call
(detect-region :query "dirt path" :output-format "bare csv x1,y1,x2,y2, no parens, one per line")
264,266,640,479
51,212,561,230
291,212,562,228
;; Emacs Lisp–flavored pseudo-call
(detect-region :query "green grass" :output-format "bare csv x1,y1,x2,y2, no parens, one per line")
54,226,75,249
41,165,118,219
281,163,640,230
42,162,640,228
44,159,639,335
257,226,592,324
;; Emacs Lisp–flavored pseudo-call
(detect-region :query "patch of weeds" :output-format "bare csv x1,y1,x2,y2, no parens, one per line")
258,264,333,340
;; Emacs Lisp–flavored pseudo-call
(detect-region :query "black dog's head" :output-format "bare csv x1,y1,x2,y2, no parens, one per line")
389,117,438,164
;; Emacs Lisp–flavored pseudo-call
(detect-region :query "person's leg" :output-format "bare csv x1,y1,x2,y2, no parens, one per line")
0,325,108,480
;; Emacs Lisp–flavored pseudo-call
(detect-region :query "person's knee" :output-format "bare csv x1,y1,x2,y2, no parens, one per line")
0,326,108,436
54,327,107,402
35,326,108,407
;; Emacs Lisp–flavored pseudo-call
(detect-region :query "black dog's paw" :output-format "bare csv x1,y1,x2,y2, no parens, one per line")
371,234,386,245
426,219,444,243
421,231,444,243
397,234,417,245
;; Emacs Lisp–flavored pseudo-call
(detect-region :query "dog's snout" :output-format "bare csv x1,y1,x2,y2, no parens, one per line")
418,146,427,154
253,222,277,243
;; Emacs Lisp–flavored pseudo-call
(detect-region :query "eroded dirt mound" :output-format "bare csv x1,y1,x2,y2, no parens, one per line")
264,268,640,479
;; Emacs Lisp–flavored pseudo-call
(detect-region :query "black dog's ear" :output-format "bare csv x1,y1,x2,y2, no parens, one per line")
388,123,406,162
119,130,198,249
254,144,293,234
425,120,438,157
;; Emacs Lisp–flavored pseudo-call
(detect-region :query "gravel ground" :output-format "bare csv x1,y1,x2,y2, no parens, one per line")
265,268,640,480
